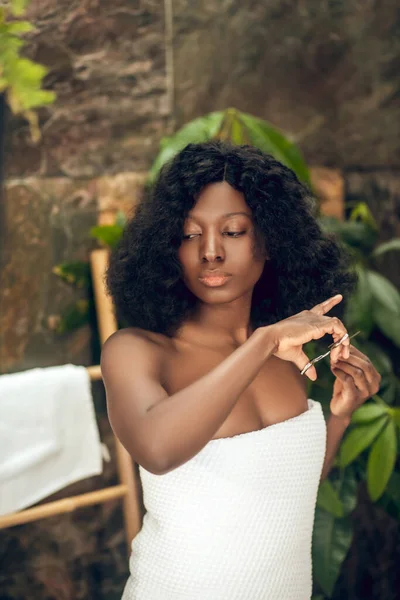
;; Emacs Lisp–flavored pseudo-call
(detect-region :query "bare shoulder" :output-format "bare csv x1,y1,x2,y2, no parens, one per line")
100,327,173,376
100,327,174,471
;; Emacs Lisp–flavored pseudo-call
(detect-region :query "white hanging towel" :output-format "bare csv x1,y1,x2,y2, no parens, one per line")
0,364,103,516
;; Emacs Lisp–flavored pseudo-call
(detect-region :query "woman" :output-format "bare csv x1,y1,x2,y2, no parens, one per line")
101,141,381,599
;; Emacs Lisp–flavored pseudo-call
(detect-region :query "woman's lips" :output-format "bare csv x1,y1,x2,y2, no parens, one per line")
198,275,232,287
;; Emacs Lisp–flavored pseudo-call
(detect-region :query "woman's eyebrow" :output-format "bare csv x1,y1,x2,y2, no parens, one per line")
222,212,252,218
187,211,252,221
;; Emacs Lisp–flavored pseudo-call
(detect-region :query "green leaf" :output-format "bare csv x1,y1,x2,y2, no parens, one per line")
353,339,392,377
56,299,90,334
371,238,400,258
348,202,378,231
367,270,400,315
344,265,374,335
372,304,400,346
339,416,389,468
317,479,344,517
4,21,33,34
52,261,91,288
385,471,400,508
367,420,398,502
372,393,390,408
389,407,400,428
312,508,353,597
350,402,388,425
147,111,224,185
213,108,251,145
319,216,378,254
336,465,358,516
90,224,124,248
10,0,30,16
230,113,247,145
115,210,127,227
239,112,311,186
147,108,311,189
381,377,398,405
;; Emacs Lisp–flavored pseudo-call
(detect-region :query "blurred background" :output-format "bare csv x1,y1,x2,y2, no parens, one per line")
0,1,399,599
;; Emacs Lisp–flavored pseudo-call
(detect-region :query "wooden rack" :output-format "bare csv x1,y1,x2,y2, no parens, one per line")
0,249,143,550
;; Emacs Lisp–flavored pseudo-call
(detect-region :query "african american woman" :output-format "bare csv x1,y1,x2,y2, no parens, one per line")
101,141,381,600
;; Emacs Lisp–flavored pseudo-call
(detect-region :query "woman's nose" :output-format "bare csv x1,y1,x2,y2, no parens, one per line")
200,234,225,262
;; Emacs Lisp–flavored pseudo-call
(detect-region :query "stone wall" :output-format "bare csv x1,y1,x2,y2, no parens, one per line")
1,1,399,599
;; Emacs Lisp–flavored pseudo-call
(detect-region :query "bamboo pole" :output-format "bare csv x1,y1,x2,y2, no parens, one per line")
0,485,128,529
90,248,143,548
86,364,101,380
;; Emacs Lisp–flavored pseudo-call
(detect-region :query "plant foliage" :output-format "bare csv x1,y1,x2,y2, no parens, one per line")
0,0,56,141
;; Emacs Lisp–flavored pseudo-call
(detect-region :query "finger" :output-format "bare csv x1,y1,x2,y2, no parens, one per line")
346,346,382,385
331,361,371,396
297,353,318,381
331,367,359,398
316,316,350,361
310,294,343,316
333,359,379,396
332,348,381,390
332,348,370,373
330,332,351,361
346,344,373,362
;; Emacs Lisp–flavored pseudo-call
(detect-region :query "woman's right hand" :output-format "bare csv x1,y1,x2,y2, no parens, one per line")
266,294,350,381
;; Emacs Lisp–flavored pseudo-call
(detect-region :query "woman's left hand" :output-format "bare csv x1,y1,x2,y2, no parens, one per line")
330,344,382,419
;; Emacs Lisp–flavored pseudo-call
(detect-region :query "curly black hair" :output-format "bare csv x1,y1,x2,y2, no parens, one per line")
106,140,357,336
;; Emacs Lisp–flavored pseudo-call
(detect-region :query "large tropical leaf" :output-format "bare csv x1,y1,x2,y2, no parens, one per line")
147,112,224,185
147,108,311,187
343,265,374,335
385,471,400,510
371,238,400,258
319,216,378,255
312,467,357,596
317,479,344,517
367,419,398,501
312,510,353,597
390,406,400,428
336,465,358,516
339,416,389,468
381,377,398,406
350,402,388,425
372,303,400,347
366,270,400,315
239,112,311,186
353,339,392,378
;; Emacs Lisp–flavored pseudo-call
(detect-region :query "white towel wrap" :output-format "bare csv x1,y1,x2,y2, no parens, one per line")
122,398,327,600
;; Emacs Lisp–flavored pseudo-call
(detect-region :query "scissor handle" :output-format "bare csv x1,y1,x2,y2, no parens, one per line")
328,330,361,349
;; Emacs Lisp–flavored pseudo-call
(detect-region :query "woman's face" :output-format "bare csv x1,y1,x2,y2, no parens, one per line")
178,181,267,304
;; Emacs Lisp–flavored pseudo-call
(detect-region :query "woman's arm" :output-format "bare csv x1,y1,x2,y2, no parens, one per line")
101,295,349,475
101,327,277,475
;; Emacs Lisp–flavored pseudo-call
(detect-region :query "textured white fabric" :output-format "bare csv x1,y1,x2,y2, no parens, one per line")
0,364,103,515
122,398,327,600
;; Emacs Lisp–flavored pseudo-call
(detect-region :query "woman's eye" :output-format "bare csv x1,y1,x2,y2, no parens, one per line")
223,231,246,237
183,231,246,240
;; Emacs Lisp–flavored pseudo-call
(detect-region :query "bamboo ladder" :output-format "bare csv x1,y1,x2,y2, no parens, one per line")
0,249,143,551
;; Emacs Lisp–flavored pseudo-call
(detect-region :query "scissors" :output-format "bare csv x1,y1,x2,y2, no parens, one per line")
300,330,361,376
